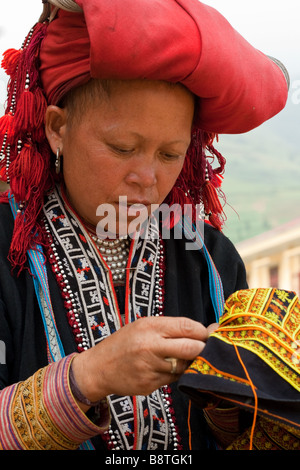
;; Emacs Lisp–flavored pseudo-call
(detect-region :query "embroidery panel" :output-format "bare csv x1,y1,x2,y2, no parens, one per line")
211,288,300,391
43,187,179,450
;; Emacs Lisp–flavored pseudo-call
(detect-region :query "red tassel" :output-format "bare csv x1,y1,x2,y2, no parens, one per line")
2,22,53,275
9,143,44,201
163,186,192,229
14,87,47,134
0,166,7,182
14,89,35,132
1,48,21,76
167,186,188,208
33,87,47,128
202,180,223,216
0,113,14,138
208,213,223,232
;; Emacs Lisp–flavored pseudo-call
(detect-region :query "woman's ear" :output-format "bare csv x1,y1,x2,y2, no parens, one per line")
45,105,68,154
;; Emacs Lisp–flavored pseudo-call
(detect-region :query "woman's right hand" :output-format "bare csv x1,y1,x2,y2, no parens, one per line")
71,316,209,409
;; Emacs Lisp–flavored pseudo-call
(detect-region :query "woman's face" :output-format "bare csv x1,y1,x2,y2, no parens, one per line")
46,80,194,237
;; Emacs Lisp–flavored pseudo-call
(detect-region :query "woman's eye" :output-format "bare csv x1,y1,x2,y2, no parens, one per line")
110,145,134,155
161,152,182,161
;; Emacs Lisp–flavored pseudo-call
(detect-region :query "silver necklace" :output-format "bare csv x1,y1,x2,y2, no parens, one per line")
90,234,130,283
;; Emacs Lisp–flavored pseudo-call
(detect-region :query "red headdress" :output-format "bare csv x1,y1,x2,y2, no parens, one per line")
0,0,289,272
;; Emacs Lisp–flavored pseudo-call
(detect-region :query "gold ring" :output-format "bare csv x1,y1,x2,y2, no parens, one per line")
165,357,178,375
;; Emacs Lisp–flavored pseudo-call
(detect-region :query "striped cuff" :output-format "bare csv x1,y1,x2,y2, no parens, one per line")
0,354,110,450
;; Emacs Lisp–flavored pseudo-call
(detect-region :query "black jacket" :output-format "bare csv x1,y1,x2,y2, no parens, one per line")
0,202,247,449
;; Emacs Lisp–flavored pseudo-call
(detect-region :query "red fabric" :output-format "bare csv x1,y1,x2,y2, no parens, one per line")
39,0,288,135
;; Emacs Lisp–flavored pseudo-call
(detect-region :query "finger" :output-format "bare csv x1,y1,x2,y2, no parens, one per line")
160,337,206,362
207,322,219,335
147,316,209,342
163,357,190,376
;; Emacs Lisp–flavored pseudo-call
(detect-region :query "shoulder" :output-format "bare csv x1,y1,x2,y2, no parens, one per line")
165,221,248,298
202,223,248,295
202,222,241,259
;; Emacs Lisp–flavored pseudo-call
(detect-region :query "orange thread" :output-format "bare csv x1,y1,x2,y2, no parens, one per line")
188,400,192,450
189,356,253,387
230,341,258,450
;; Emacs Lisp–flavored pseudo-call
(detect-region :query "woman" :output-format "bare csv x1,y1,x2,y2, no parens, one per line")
0,0,289,450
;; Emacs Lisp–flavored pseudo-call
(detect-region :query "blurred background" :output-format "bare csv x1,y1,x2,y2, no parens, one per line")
1,1,300,294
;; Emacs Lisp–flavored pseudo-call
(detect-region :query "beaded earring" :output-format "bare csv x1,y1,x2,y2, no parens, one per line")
55,148,61,174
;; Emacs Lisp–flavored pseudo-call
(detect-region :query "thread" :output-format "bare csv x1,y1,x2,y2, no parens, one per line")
230,341,258,450
188,400,192,450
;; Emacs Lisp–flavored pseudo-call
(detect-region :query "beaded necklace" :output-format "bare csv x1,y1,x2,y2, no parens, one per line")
88,233,130,284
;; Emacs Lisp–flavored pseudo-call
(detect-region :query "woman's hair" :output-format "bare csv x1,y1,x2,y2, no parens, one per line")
60,79,111,126
60,78,194,127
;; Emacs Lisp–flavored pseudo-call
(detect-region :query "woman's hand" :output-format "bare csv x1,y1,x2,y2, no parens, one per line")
71,316,211,409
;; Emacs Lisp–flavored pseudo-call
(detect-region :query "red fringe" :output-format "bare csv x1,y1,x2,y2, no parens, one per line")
208,213,223,232
1,48,21,76
8,147,52,275
13,88,47,134
162,187,190,229
0,21,54,274
165,129,226,232
9,143,45,201
0,113,14,138
14,90,35,132
0,167,7,182
33,87,48,128
202,180,223,215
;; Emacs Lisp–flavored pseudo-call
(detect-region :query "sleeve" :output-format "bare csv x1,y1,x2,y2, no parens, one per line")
0,354,110,450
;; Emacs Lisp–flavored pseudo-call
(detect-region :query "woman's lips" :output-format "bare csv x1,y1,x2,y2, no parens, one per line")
119,200,151,207
116,199,152,213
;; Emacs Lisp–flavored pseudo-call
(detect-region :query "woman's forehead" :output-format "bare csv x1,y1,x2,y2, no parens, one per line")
64,79,195,124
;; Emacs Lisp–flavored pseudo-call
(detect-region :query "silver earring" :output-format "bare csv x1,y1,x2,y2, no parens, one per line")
55,148,61,174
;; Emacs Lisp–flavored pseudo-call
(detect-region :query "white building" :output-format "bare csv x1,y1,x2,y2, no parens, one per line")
236,218,300,296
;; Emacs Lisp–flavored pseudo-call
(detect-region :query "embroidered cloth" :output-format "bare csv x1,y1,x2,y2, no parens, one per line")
179,288,300,431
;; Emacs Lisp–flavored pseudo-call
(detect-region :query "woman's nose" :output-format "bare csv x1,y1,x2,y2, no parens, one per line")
125,158,158,188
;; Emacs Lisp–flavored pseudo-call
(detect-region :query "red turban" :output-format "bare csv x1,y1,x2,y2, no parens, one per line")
39,0,289,134
0,0,290,273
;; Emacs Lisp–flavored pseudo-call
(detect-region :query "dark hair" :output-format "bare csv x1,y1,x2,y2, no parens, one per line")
60,78,196,126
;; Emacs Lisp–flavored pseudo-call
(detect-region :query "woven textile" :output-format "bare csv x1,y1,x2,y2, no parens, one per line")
0,355,109,450
179,288,300,448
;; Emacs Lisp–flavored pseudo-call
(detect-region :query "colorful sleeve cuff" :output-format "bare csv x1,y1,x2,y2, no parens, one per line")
0,354,110,450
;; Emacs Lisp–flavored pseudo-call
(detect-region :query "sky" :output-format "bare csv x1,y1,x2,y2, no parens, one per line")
204,0,300,74
0,1,300,105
